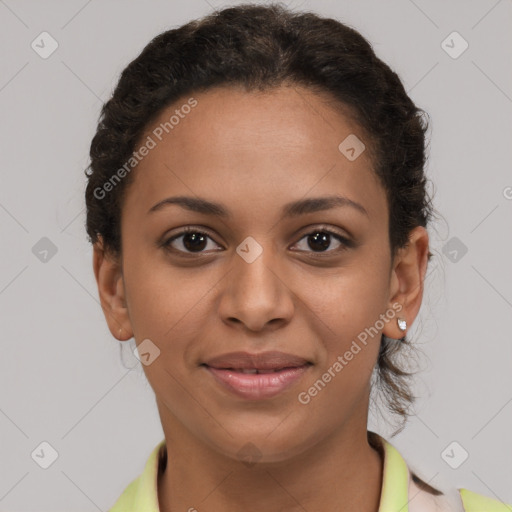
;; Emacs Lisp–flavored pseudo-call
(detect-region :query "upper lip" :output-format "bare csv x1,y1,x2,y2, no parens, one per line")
203,351,312,370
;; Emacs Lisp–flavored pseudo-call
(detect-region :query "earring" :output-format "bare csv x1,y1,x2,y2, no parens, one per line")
382,316,407,343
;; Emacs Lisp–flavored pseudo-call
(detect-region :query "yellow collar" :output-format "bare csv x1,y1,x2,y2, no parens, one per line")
108,431,508,511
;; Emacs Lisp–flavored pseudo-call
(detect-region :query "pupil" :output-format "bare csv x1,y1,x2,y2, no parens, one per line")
308,232,330,252
183,232,207,252
181,232,331,253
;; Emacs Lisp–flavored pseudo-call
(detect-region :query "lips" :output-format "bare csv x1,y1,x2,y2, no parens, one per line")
202,351,312,400
203,350,311,371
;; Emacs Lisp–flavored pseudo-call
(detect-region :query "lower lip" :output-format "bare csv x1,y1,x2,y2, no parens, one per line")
204,365,311,400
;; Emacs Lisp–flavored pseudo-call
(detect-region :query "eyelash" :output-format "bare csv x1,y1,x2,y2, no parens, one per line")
160,225,354,257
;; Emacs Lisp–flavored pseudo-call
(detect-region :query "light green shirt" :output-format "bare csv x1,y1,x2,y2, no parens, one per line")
109,432,511,511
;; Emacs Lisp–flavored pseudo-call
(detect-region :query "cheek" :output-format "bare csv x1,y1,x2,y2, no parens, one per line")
295,268,387,419
295,265,390,399
122,248,214,343
302,263,390,341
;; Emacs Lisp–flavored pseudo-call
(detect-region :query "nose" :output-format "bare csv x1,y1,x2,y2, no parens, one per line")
218,243,294,332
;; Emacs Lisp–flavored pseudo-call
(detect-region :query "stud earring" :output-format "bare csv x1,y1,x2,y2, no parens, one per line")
382,315,407,343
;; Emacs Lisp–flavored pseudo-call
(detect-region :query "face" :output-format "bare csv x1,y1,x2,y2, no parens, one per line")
94,84,428,464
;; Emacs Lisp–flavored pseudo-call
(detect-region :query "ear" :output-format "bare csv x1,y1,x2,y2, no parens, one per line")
382,226,430,340
92,236,133,341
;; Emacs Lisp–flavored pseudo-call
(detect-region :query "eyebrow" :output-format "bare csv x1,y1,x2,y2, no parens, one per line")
147,195,369,218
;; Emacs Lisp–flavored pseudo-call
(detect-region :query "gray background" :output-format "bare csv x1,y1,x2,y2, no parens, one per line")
1,0,511,510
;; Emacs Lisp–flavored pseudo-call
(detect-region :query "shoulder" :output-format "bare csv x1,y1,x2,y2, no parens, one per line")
458,488,512,512
108,477,140,511
108,439,165,512
371,431,511,512
408,474,512,512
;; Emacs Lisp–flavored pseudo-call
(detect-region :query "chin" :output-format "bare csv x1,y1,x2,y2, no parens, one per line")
204,429,316,466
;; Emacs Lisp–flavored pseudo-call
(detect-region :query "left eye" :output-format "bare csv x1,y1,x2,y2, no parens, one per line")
292,230,351,254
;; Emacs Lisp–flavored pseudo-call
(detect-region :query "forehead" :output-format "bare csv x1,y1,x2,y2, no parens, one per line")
124,85,385,222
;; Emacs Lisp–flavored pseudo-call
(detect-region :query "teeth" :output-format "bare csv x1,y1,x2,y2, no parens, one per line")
235,368,281,374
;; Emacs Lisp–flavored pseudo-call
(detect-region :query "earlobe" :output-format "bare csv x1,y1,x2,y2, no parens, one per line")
92,237,133,341
383,226,430,340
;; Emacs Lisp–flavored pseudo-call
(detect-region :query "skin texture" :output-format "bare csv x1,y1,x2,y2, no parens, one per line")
93,84,429,512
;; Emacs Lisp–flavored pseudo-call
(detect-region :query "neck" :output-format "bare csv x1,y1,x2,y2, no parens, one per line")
157,422,384,512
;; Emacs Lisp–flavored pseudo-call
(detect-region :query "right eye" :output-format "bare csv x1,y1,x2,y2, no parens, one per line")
161,227,223,255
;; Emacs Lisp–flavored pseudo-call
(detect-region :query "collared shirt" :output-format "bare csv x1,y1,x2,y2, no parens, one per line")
108,431,511,511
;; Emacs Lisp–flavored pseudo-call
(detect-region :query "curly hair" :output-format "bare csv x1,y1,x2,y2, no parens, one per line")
85,2,434,438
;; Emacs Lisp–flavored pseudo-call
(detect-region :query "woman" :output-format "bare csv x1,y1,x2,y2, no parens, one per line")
85,4,510,511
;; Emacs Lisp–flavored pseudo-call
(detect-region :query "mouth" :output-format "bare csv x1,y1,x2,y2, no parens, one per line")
206,365,310,374
203,350,312,371
202,364,312,400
